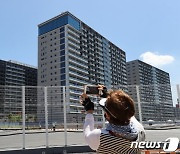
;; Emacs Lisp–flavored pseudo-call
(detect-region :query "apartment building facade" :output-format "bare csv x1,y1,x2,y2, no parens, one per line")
127,60,174,121
0,59,37,118
37,11,127,122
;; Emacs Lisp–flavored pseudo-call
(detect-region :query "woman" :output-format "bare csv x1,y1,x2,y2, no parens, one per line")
80,86,145,154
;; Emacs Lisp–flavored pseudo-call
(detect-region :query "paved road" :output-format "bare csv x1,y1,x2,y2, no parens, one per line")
0,129,180,151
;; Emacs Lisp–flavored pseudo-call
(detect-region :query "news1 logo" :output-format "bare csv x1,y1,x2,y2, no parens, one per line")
163,138,179,152
131,137,179,152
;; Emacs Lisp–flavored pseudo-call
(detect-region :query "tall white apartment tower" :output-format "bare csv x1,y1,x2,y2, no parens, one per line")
37,11,127,123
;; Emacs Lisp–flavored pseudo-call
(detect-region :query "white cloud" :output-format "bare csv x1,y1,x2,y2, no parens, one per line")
140,51,175,67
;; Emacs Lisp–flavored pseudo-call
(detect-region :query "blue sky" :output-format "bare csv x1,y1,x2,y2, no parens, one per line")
0,0,180,86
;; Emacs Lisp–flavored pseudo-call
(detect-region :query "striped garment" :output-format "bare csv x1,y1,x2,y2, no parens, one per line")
97,133,140,154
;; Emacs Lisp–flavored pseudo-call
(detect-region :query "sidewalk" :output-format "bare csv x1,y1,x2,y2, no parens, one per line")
1,125,180,136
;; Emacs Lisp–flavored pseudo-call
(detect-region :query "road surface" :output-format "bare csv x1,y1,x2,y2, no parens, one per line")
0,129,179,151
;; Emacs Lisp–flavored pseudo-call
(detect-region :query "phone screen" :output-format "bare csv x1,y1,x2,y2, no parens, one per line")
85,86,99,95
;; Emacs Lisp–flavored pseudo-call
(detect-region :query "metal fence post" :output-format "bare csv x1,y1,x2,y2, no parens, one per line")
22,86,26,149
177,84,180,106
44,86,49,148
136,85,142,124
63,86,67,149
102,110,105,128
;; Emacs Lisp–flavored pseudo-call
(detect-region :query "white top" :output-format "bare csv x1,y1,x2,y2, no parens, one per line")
83,113,146,151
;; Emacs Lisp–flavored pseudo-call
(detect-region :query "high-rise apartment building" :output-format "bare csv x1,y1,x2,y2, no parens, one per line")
0,59,37,117
127,60,174,121
37,11,127,122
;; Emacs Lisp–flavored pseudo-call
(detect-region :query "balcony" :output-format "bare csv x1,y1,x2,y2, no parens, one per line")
68,40,80,49
82,37,87,43
69,65,88,75
69,90,82,95
69,97,79,102
68,52,88,64
67,28,80,38
69,77,89,85
69,71,89,80
67,34,80,44
69,84,84,90
68,46,80,55
69,59,88,69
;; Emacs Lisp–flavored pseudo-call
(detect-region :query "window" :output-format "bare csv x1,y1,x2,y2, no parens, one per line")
60,33,65,38
60,27,64,33
61,80,66,86
60,50,65,56
60,44,65,50
61,68,65,73
38,15,80,36
60,56,65,61
61,74,66,80
60,62,65,68
60,39,65,44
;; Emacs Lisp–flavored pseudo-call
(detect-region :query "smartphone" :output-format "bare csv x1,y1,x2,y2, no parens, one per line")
84,85,99,95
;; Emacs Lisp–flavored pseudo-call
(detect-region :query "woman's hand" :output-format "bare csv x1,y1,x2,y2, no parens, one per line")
80,93,94,111
98,85,108,98
80,93,88,103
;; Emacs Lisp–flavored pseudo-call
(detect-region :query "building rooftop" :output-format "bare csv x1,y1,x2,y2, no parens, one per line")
0,59,37,69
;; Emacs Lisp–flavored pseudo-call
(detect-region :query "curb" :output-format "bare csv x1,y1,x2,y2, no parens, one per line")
0,146,95,154
0,130,83,137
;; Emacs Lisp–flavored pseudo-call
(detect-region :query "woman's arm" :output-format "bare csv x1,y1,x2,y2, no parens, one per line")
83,111,101,150
130,116,146,141
80,94,101,150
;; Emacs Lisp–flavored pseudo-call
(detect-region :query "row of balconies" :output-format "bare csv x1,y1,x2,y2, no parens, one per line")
68,51,88,64
69,63,88,73
67,34,80,44
69,70,89,80
68,45,80,55
6,65,25,71
69,84,84,90
69,64,88,75
69,76,89,85
69,55,88,66
68,40,80,49
6,69,25,75
67,26,80,38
